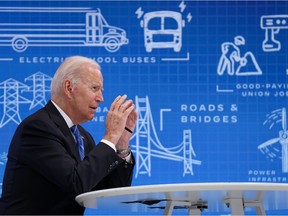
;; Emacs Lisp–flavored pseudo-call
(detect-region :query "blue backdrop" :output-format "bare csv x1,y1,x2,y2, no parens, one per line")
0,0,287,215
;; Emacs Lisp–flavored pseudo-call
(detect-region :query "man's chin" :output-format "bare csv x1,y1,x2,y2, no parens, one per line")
88,114,95,120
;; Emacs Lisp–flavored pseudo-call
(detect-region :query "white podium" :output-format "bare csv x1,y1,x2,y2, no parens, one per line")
76,182,288,215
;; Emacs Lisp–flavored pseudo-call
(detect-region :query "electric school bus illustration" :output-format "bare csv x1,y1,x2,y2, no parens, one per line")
0,7,128,53
140,11,185,52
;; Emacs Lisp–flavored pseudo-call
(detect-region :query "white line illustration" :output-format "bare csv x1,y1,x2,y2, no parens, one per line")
24,72,52,110
261,15,288,52
0,72,52,128
160,108,172,131
136,1,192,54
140,11,185,52
0,152,7,165
216,85,234,93
217,36,262,76
258,108,288,173
0,78,30,127
0,7,128,53
0,58,13,61
131,96,201,178
161,52,190,61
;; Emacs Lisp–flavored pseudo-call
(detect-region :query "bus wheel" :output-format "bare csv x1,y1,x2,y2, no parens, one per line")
104,38,120,53
146,47,152,53
12,37,28,52
174,47,181,52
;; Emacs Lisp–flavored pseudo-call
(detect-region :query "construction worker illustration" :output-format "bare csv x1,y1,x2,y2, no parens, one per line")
217,36,262,76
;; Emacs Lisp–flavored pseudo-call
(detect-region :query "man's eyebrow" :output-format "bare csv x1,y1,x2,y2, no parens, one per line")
88,82,102,86
90,83,104,90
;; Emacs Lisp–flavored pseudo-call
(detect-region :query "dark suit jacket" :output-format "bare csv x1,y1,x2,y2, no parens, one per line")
0,100,135,215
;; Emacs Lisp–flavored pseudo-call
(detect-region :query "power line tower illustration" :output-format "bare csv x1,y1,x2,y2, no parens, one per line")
134,96,151,178
0,78,30,128
24,72,52,110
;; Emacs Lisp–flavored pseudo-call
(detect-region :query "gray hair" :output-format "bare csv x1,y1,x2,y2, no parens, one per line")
50,56,100,96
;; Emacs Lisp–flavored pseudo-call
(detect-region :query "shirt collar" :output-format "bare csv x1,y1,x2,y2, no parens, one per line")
51,100,74,128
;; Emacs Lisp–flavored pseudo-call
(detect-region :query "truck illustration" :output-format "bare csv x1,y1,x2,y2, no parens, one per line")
140,11,185,52
0,7,128,53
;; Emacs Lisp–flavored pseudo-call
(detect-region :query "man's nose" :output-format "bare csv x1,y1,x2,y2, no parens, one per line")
96,92,104,102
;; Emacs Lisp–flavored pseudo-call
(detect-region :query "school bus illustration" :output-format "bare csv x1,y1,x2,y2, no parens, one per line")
0,7,128,53
140,11,185,52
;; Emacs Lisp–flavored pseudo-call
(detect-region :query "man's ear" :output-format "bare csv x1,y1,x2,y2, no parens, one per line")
64,80,73,97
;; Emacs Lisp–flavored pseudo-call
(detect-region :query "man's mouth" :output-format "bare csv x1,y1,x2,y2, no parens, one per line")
90,107,97,111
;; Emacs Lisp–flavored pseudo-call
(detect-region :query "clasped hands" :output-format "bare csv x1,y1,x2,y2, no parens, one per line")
104,95,138,151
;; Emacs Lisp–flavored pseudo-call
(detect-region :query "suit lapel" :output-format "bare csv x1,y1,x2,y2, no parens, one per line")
45,100,82,161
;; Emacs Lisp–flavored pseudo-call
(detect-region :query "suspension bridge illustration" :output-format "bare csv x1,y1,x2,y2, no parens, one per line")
258,107,288,173
131,96,202,178
0,75,202,177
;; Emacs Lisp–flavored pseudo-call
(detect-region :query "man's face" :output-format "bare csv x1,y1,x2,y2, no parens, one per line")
70,64,104,124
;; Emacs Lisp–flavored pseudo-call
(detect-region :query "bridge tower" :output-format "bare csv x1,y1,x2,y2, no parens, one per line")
183,129,195,176
135,96,151,178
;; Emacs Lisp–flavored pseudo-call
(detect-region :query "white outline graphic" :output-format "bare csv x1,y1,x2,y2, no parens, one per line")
0,78,30,127
258,108,288,173
216,85,234,93
140,10,185,53
160,108,172,131
0,58,13,61
261,15,288,52
0,72,52,127
217,36,262,76
136,1,192,53
131,96,201,178
24,72,52,110
161,52,190,61
0,7,128,53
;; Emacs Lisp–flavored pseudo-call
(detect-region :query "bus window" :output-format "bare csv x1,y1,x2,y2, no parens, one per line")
147,17,161,30
164,17,178,30
147,17,179,31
